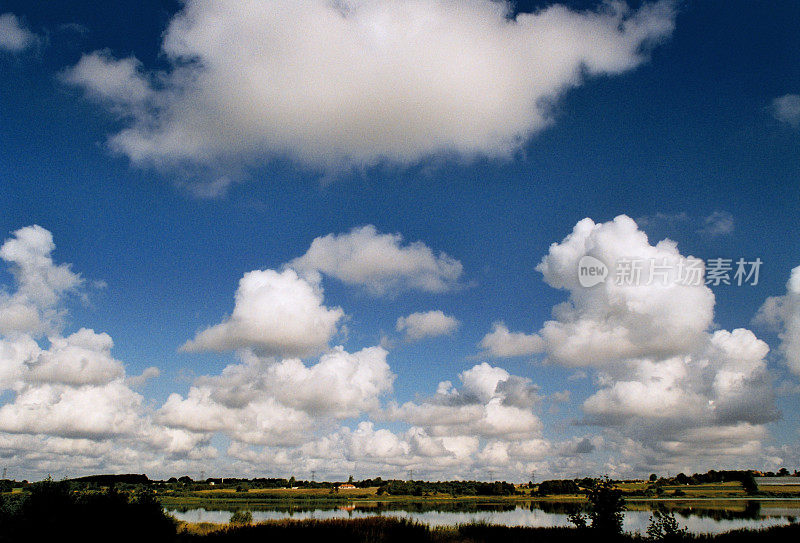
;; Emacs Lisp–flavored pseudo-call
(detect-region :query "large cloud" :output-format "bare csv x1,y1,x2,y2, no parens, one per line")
182,268,344,357
223,361,566,480
527,215,779,470
0,381,145,439
755,265,800,375
0,221,786,480
582,329,776,426
0,328,124,388
535,215,714,366
159,346,394,445
384,362,543,439
288,225,463,295
63,0,676,185
0,226,217,478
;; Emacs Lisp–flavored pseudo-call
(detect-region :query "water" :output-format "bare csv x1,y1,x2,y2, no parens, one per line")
167,501,799,535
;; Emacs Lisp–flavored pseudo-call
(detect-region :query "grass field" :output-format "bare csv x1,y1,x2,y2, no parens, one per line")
758,485,800,494
657,482,747,497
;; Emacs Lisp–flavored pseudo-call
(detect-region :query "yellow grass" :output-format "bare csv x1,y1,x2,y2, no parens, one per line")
176,521,227,535
616,482,650,491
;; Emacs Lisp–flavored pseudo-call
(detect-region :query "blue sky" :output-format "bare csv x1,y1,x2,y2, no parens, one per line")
0,0,798,481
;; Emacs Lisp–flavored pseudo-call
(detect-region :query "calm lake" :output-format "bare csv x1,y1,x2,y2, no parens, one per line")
168,500,800,535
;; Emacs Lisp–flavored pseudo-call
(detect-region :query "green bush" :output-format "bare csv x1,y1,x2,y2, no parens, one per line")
229,510,253,525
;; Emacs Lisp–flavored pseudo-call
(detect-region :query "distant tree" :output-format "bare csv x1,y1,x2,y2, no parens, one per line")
675,473,689,485
537,479,579,495
779,468,790,477
649,474,658,482
348,475,354,483
741,472,758,495
288,476,296,487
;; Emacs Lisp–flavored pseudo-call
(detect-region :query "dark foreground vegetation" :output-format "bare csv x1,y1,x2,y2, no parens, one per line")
0,479,175,543
181,518,800,543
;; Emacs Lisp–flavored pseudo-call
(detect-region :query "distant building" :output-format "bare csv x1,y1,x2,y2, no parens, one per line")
337,483,356,489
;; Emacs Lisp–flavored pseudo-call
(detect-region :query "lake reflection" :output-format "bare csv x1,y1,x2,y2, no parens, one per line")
168,501,797,535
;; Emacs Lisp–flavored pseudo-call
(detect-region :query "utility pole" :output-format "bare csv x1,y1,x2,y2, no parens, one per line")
488,470,494,482
2,467,6,479
311,470,316,482
407,469,413,481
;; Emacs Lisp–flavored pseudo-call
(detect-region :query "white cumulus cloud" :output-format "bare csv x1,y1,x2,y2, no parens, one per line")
0,225,83,337
755,265,800,375
160,346,394,445
288,225,463,295
479,321,543,358
0,226,224,478
385,362,542,439
529,215,778,470
535,215,714,366
181,268,344,357
396,310,459,341
61,51,155,108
